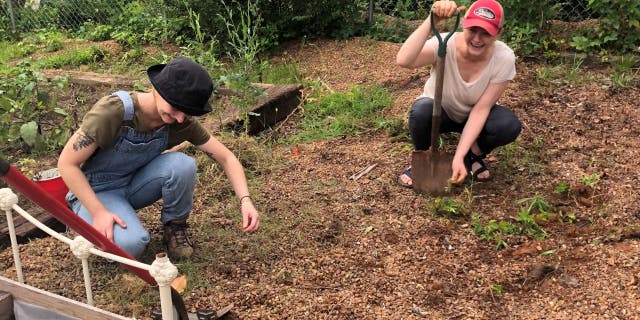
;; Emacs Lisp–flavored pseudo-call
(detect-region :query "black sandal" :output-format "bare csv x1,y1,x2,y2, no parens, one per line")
465,152,491,181
397,167,413,188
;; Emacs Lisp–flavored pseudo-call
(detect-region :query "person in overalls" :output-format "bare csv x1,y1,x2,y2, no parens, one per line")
58,56,259,259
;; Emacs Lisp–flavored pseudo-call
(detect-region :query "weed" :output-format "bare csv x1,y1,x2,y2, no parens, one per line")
364,226,375,234
471,213,519,250
260,63,302,85
491,284,503,294
554,181,571,198
608,54,639,88
535,55,592,85
561,212,577,224
540,249,556,256
38,46,106,69
433,197,466,218
580,173,601,188
219,0,269,79
288,84,393,143
180,0,221,70
0,61,70,155
218,0,271,135
515,196,550,239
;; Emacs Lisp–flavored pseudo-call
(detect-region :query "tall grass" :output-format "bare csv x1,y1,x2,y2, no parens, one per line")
288,84,394,143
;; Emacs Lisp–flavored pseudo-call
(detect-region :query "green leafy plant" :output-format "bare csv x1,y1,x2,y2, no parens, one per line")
111,1,180,48
515,196,551,239
471,213,519,250
580,173,601,188
0,61,71,154
609,55,639,88
367,15,412,43
433,197,466,218
581,0,640,53
554,180,571,198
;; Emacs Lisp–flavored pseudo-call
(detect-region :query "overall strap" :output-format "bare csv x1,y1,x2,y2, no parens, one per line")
112,90,135,121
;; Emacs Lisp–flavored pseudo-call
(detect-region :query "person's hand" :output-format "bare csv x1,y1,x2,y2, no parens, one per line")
432,0,459,21
240,198,260,232
450,156,467,184
92,209,126,242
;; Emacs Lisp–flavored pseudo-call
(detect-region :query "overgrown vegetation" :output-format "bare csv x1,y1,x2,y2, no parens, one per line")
0,61,70,156
289,84,394,143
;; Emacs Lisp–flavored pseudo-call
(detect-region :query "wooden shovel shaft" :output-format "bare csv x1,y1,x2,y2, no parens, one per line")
428,10,461,152
430,56,445,151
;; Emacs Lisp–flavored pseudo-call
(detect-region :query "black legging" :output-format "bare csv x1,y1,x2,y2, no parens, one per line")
408,97,522,154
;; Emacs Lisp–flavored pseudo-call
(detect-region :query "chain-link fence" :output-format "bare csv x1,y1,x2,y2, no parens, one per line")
369,0,594,22
1,0,127,33
2,0,597,36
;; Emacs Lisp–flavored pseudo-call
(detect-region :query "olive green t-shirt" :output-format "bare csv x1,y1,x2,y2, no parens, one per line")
80,92,210,149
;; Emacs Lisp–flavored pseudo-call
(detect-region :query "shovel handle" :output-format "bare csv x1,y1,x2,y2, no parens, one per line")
429,8,464,151
430,7,465,58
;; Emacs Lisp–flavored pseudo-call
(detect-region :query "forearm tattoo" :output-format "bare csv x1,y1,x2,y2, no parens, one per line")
73,131,95,151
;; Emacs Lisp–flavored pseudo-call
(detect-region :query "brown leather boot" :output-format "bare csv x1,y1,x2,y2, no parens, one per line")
163,219,194,259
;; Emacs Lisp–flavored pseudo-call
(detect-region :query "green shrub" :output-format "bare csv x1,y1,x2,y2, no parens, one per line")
571,0,640,53
0,61,71,155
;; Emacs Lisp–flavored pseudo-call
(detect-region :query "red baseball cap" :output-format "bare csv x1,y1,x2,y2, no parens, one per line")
463,0,504,36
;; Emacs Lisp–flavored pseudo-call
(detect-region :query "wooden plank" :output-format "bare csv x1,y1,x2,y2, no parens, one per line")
0,276,130,320
206,83,303,135
247,83,303,134
0,206,65,247
0,291,13,320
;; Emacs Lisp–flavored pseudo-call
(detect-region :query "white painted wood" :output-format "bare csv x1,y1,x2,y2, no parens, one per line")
0,276,130,320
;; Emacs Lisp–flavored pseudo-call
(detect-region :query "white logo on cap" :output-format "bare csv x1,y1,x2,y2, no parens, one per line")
474,7,496,20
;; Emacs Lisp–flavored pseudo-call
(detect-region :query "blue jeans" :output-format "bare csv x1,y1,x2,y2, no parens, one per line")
70,152,196,258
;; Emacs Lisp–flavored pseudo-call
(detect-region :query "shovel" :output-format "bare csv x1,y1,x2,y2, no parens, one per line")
412,8,463,196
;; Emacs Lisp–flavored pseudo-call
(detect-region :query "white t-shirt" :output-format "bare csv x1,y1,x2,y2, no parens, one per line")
419,32,516,123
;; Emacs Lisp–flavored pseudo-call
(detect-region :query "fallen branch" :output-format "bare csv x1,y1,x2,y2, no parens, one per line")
350,163,377,181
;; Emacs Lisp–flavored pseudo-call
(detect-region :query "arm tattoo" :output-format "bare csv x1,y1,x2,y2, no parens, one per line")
73,131,95,151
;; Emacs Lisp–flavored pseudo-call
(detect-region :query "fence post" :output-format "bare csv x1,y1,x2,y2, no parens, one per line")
0,188,23,284
5,0,17,34
368,0,374,24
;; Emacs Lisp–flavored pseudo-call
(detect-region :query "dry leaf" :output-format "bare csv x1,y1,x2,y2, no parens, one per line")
171,274,188,293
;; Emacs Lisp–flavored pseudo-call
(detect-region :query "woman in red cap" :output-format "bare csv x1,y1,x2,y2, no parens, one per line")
58,56,259,259
396,0,521,187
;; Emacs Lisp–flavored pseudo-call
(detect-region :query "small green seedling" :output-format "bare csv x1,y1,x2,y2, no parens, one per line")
580,173,601,188
554,181,571,197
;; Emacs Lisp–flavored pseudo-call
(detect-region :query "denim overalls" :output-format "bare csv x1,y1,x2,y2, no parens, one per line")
68,91,197,258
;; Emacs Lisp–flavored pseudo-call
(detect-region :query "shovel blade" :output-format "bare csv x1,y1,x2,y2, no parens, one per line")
411,150,454,196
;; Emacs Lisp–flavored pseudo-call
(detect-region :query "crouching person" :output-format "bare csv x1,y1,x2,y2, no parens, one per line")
58,56,260,259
